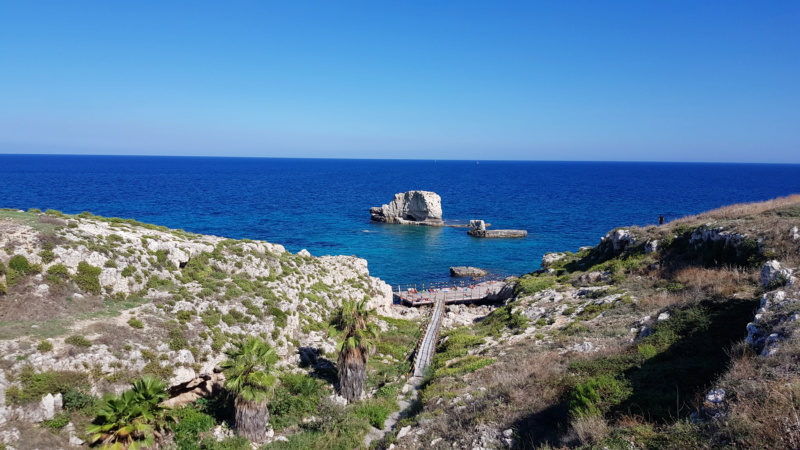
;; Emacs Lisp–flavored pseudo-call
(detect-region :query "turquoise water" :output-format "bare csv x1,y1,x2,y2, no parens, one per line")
1,155,799,285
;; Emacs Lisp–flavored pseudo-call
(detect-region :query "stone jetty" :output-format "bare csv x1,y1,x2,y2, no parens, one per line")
467,219,527,238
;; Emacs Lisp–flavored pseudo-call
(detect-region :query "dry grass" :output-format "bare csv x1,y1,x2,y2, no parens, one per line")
637,291,685,312
672,193,800,223
673,267,758,298
561,415,609,446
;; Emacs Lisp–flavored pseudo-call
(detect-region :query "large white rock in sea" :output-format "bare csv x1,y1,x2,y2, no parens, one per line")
370,190,444,226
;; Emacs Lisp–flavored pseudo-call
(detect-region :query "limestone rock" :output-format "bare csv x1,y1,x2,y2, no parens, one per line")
760,260,793,288
541,252,567,268
605,229,636,252
470,219,486,231
169,367,197,387
645,240,659,254
370,191,444,225
449,266,488,278
578,271,608,285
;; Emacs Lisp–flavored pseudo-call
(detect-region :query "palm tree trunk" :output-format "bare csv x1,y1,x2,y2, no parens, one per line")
234,397,270,443
338,347,367,403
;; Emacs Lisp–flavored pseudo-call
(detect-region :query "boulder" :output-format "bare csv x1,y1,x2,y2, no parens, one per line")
541,252,567,268
370,191,444,226
605,229,635,252
645,240,659,254
469,219,486,231
760,260,793,288
449,266,488,278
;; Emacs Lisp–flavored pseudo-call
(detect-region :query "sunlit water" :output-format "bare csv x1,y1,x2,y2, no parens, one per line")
2,155,799,285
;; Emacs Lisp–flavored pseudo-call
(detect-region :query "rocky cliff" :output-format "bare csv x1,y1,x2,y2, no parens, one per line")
0,209,402,447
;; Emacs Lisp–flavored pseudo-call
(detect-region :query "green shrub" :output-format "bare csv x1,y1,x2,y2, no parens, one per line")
9,255,32,273
128,318,144,329
0,261,5,276
73,261,102,294
173,405,216,449
37,340,53,352
39,249,55,264
121,265,135,277
62,387,97,412
104,259,118,268
65,335,92,347
0,282,6,295
168,326,189,351
514,275,557,296
5,367,89,404
568,374,632,418
42,412,70,429
268,306,288,327
352,398,395,428
270,373,326,430
176,310,194,323
480,305,529,335
435,356,494,378
47,263,70,280
637,343,658,359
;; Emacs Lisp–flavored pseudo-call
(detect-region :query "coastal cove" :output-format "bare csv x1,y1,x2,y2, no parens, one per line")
2,155,800,285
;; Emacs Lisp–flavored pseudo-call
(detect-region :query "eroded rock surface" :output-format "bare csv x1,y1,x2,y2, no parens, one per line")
370,191,444,226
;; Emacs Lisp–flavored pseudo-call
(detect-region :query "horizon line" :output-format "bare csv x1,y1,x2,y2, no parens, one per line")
1,152,800,166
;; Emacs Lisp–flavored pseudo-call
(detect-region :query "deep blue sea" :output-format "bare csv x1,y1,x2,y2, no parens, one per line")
1,155,799,285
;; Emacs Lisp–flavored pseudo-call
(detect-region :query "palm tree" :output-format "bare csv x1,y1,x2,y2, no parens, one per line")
220,337,278,443
332,298,379,403
87,376,169,450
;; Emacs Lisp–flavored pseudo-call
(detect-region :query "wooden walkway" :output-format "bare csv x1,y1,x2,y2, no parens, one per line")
411,295,445,377
395,279,511,307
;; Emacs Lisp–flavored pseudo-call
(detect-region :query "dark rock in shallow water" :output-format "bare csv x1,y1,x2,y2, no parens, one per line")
450,266,488,277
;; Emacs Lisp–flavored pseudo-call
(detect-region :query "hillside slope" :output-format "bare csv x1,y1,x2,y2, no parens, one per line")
0,209,422,449
384,195,800,449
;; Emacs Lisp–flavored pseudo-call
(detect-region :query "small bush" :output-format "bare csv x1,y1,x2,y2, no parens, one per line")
39,249,56,264
5,367,89,405
9,254,32,273
173,405,216,449
0,282,6,296
352,398,395,429
168,326,189,351
62,387,97,412
128,318,145,329
176,310,194,323
73,261,102,294
568,375,632,418
121,265,135,277
515,275,557,296
435,356,494,378
42,413,70,429
268,306,288,328
46,263,70,281
104,259,118,268
65,335,92,347
37,340,53,352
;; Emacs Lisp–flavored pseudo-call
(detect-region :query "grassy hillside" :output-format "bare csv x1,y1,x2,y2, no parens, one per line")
385,195,800,449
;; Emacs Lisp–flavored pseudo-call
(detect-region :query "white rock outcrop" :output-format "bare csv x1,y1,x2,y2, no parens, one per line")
602,229,635,252
370,191,444,225
761,260,793,288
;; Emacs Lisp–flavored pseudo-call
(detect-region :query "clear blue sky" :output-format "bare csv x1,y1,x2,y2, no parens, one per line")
1,1,798,162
